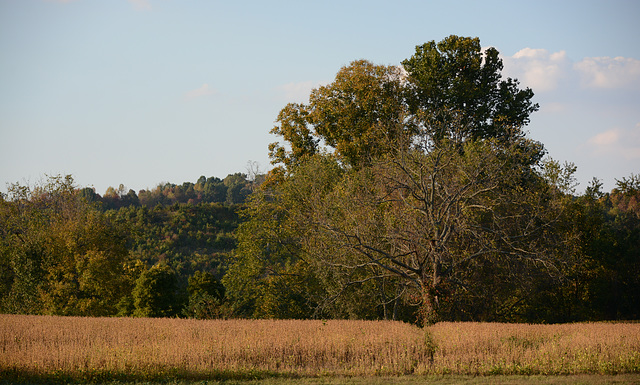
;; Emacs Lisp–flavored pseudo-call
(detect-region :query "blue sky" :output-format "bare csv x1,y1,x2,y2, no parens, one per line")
1,0,639,195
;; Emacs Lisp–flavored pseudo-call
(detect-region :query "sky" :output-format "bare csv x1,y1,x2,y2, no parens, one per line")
1,0,639,196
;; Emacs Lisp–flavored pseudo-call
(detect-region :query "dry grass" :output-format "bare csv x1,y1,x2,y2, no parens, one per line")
0,315,428,380
1,315,639,383
428,322,640,375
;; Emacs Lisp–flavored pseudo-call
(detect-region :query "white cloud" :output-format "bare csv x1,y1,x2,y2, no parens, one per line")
574,56,640,89
588,129,620,146
586,124,640,160
503,47,640,94
277,80,327,102
184,84,215,100
128,0,152,11
502,48,571,92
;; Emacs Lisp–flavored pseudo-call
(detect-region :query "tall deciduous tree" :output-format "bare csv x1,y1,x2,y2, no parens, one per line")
235,35,567,323
402,35,539,142
269,60,409,171
268,36,540,174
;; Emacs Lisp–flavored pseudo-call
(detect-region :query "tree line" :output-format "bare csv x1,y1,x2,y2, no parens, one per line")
81,172,256,210
1,35,638,323
0,174,249,319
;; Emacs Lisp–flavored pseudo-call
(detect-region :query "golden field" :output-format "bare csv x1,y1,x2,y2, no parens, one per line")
1,315,639,382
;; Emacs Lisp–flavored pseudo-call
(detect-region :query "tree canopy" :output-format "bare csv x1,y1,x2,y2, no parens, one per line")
402,35,539,141
268,35,541,175
231,35,573,324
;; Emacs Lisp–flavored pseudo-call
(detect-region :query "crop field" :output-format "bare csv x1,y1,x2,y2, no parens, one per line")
1,315,639,384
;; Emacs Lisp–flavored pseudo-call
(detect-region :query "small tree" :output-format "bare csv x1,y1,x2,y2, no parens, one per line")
183,271,226,319
132,262,182,317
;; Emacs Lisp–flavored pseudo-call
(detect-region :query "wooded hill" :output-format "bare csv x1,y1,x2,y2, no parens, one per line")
0,174,252,318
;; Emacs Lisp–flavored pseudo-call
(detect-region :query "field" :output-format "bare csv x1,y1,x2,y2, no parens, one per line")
1,315,640,384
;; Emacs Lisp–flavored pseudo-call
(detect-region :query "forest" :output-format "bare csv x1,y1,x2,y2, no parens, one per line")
1,36,638,324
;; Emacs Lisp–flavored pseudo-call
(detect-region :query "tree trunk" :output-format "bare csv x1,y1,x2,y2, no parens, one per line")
421,259,442,325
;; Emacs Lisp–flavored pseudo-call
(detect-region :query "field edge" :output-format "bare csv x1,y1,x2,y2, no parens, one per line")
2,368,640,385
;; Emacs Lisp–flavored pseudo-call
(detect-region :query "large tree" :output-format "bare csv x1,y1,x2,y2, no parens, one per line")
231,35,565,323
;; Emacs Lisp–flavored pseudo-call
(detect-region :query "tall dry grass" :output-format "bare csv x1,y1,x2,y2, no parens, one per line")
1,315,639,381
0,315,428,379
428,322,640,375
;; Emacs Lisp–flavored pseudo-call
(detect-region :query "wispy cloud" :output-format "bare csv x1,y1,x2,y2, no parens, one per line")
184,84,215,100
502,48,571,92
589,128,620,146
586,124,640,160
277,80,327,103
503,48,640,93
574,56,640,89
128,0,152,11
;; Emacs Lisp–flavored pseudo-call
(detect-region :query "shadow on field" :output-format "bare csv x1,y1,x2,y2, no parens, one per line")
2,369,640,385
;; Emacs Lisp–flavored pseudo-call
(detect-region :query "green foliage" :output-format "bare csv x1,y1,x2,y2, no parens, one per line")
118,202,242,317
0,175,130,316
183,270,227,319
223,173,253,205
252,260,319,319
578,179,640,320
0,173,247,318
188,270,225,299
510,174,640,323
402,35,539,141
132,262,184,317
110,201,239,272
308,60,409,168
224,155,346,319
269,60,409,170
269,35,540,174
